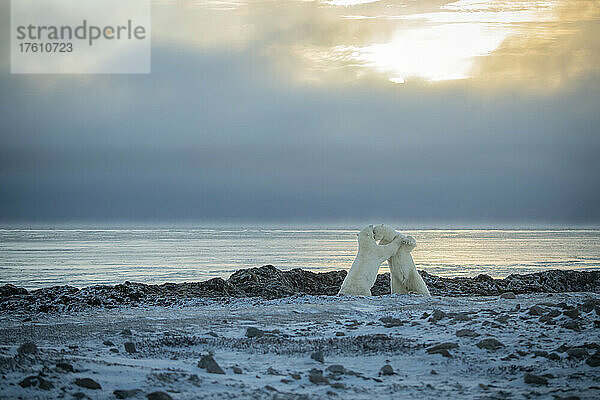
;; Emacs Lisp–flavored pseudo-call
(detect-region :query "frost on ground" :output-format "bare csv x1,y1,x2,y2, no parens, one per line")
1,292,599,399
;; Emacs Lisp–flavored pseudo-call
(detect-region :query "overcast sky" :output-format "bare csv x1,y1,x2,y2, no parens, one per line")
1,0,599,225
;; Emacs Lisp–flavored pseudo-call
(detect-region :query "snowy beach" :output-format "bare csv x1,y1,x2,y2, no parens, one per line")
1,267,599,399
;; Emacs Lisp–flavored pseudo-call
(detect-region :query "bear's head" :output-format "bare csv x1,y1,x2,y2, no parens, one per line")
357,225,375,242
373,224,397,242
373,224,385,241
401,235,417,251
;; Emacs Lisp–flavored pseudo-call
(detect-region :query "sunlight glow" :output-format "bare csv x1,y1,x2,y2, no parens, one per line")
341,23,508,82
331,0,563,83
150,0,593,86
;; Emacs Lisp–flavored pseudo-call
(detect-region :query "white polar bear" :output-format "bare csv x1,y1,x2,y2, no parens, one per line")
338,225,404,296
374,224,431,296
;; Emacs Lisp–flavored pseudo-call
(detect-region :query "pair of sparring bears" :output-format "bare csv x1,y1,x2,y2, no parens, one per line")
338,224,430,297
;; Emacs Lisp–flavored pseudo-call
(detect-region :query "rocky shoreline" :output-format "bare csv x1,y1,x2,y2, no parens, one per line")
1,265,600,313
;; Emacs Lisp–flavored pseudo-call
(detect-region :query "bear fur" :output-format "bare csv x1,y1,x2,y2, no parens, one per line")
374,224,431,296
338,225,404,296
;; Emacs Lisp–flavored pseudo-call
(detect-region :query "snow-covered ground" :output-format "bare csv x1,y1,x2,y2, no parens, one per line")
1,293,599,399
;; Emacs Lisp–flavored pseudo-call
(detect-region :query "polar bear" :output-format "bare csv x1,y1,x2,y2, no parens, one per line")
374,224,431,296
338,225,404,296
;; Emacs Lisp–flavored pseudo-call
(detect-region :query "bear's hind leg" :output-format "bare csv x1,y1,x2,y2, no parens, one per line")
408,268,431,296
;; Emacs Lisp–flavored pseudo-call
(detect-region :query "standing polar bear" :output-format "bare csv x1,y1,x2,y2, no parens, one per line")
374,224,431,296
338,225,404,296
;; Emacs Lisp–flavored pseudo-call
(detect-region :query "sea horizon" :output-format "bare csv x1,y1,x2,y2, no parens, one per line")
2,225,599,290
2,220,600,230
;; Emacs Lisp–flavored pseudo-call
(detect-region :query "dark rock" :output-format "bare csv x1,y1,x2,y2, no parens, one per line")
290,373,301,380
556,343,571,352
563,308,580,319
17,341,38,355
308,369,329,385
562,321,581,332
330,382,346,389
538,315,550,323
586,354,600,367
566,348,588,359
547,309,561,318
267,367,282,375
380,316,404,327
246,327,264,338
19,376,54,390
429,309,447,323
124,342,137,353
456,329,479,337
524,373,547,385
110,348,119,353
476,339,505,351
74,378,101,390
0,284,28,297
326,365,346,375
475,274,494,282
370,274,391,296
581,299,599,313
427,342,459,353
452,312,472,321
103,340,115,346
311,351,324,363
428,348,452,357
539,315,555,324
380,365,394,376
547,352,561,361
56,362,74,372
232,366,243,374
230,265,345,298
120,329,133,336
500,292,516,299
114,389,143,399
147,392,173,400
533,350,548,358
583,342,600,350
335,331,345,336
528,305,547,316
198,355,225,374
501,353,518,361
427,343,458,358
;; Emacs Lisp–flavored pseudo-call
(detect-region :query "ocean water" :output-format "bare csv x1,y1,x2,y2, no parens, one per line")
0,227,599,289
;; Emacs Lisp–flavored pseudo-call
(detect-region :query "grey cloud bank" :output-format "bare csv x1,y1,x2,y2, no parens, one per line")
0,2,599,224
